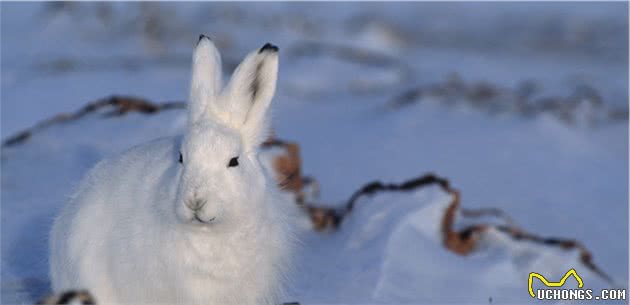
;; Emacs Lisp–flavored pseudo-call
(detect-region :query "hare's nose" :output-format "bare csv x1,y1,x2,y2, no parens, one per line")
186,199,206,211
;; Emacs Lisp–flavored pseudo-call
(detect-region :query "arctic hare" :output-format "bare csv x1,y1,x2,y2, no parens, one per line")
50,35,293,305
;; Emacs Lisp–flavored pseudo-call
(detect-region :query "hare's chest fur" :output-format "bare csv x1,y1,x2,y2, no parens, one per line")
156,220,285,304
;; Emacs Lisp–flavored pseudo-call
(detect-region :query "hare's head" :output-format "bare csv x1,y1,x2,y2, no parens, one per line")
175,35,279,228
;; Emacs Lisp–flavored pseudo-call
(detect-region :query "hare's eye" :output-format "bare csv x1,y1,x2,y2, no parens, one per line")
178,152,183,164
228,156,239,168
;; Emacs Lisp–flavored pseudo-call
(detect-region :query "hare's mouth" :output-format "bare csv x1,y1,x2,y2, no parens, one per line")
192,213,216,224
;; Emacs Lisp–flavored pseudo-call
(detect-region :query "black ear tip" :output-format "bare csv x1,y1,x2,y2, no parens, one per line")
198,34,211,43
259,42,279,54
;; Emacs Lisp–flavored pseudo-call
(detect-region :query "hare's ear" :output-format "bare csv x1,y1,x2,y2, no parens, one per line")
222,43,279,149
188,34,222,124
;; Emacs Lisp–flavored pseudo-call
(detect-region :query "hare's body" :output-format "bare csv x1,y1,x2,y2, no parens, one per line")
50,137,289,304
50,37,292,304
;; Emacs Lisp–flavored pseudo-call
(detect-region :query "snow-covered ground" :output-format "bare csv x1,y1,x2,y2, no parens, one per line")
1,2,628,304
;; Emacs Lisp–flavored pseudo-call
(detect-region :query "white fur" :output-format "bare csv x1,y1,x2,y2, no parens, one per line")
49,37,293,305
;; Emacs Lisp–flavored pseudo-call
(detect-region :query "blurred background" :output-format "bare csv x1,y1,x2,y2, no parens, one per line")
1,2,628,304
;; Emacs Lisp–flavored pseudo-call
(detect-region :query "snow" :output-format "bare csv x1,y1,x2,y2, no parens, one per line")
1,2,628,304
